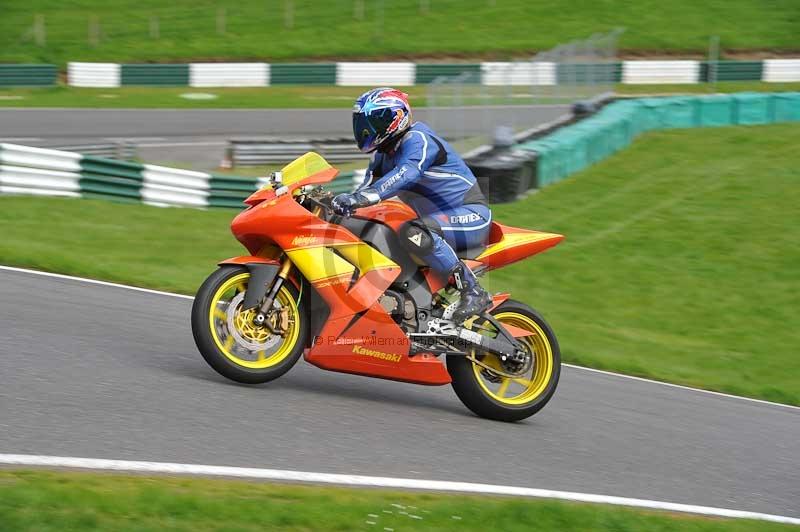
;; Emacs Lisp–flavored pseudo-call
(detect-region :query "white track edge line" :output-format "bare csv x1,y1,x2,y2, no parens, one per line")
0,454,797,525
562,364,800,411
0,265,193,300
2,265,798,412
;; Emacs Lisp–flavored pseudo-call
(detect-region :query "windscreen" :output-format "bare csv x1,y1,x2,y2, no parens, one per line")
279,152,334,186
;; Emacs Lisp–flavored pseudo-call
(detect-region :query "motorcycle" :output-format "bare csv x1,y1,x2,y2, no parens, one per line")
191,153,563,421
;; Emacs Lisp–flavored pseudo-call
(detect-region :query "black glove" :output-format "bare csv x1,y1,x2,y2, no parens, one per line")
331,188,380,216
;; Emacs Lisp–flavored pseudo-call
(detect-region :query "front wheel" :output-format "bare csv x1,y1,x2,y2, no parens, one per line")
191,265,307,384
447,300,560,422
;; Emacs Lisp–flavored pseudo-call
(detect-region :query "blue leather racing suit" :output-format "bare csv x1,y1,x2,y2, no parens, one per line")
358,122,491,275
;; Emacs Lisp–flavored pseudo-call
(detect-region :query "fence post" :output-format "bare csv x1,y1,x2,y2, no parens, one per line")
376,0,385,42
88,15,100,47
708,35,720,90
217,7,226,35
33,14,46,47
150,16,160,39
284,0,294,29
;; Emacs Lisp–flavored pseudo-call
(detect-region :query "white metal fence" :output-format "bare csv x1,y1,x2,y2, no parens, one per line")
427,29,623,142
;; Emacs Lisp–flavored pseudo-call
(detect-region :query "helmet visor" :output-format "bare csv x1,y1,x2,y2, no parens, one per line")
353,109,394,153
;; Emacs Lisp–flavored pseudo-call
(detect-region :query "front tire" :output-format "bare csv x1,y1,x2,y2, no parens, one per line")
447,300,561,422
191,265,307,384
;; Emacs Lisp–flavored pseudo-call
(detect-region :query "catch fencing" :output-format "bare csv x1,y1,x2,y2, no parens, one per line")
0,144,359,208
427,30,622,142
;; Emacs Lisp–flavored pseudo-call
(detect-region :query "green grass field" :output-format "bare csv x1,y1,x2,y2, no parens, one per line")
1,0,799,65
1,123,798,404
1,82,799,109
0,470,795,532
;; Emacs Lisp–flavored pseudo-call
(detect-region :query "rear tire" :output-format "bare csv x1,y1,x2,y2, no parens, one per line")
191,266,307,384
447,300,560,422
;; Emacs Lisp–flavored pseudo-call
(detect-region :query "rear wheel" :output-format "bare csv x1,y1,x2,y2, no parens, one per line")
191,266,307,384
447,300,560,421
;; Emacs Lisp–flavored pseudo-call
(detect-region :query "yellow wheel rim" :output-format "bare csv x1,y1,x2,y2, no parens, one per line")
471,312,554,406
208,272,301,369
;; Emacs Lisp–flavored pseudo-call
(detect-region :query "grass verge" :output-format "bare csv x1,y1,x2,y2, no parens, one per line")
1,123,798,404
2,0,800,65
486,123,800,405
0,470,795,532
0,82,799,109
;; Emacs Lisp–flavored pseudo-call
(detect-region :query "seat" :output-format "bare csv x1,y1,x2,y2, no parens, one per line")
456,245,487,260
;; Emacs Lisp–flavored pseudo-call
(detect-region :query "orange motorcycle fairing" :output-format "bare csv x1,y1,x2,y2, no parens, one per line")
353,200,418,232
305,305,451,386
230,178,450,385
219,255,280,266
473,223,564,271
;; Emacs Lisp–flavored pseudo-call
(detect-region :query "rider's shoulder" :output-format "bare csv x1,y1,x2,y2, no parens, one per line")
398,123,436,150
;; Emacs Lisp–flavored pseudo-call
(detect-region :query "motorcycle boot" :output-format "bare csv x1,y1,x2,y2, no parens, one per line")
451,261,492,323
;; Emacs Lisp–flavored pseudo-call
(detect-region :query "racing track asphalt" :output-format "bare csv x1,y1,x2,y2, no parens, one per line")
0,106,570,170
0,267,798,518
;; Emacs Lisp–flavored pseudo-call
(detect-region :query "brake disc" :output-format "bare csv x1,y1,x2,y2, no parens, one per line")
226,292,281,352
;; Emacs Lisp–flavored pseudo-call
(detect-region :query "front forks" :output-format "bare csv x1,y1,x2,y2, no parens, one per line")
253,257,293,331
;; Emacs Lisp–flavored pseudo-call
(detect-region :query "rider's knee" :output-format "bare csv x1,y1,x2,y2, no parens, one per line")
398,218,440,256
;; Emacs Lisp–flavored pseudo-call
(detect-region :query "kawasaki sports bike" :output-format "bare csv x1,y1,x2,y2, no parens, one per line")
191,153,563,421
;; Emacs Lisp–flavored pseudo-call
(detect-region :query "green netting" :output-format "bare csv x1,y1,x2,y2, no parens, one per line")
512,92,799,189
697,95,734,127
773,92,800,122
733,93,774,125
660,97,698,129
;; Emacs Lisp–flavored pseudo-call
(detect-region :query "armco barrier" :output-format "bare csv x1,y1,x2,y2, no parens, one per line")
121,64,190,86
51,59,800,87
622,60,700,84
763,60,800,83
0,143,358,208
226,137,366,166
336,62,416,86
190,63,268,88
481,62,556,86
67,62,120,88
270,63,337,85
0,64,58,87
701,61,763,82
514,92,800,189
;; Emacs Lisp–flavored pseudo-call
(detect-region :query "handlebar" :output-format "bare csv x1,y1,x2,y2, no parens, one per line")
299,186,336,219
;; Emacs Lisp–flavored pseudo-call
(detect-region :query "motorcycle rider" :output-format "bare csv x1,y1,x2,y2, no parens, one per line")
331,87,492,323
